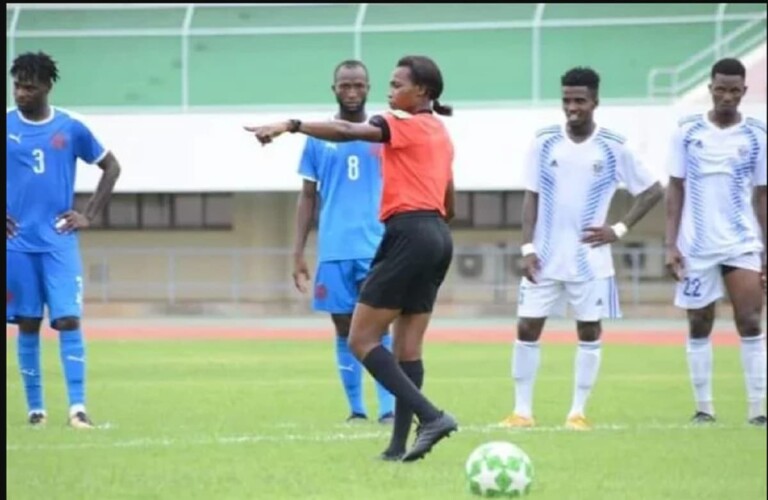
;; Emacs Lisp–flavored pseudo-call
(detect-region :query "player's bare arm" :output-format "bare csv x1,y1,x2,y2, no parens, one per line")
754,185,767,291
618,181,664,229
57,152,121,233
443,179,456,222
582,181,663,248
245,120,384,145
665,176,686,281
293,179,317,293
521,190,540,283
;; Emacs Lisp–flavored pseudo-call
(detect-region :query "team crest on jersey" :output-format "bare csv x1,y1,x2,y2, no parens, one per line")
592,159,604,175
51,133,67,150
737,145,750,161
549,159,558,168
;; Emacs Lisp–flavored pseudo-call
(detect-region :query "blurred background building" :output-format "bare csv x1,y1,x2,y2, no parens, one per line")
6,3,767,318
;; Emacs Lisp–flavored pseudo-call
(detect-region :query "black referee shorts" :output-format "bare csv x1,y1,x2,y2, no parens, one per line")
359,210,453,314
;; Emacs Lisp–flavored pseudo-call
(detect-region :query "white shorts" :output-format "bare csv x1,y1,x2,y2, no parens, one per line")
674,252,762,310
517,276,622,322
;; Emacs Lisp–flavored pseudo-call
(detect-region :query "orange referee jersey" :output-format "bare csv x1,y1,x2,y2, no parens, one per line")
378,110,454,221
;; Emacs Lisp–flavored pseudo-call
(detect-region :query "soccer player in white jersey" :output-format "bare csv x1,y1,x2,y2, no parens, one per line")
500,67,663,430
666,58,767,427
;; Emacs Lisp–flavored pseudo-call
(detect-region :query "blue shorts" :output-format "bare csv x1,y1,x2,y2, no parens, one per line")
6,248,84,326
313,259,373,314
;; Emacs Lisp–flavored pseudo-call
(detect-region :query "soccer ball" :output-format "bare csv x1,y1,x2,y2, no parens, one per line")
465,441,534,497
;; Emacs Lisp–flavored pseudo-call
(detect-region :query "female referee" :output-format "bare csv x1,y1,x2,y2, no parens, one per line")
245,55,457,463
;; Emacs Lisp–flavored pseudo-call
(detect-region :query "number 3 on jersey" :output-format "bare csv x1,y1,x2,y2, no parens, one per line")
347,155,359,180
32,148,45,174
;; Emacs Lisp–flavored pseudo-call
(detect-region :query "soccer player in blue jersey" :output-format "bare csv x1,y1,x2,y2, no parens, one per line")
6,52,121,428
292,60,395,425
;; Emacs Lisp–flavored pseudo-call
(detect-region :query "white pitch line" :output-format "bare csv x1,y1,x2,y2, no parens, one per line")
6,422,760,453
6,431,387,452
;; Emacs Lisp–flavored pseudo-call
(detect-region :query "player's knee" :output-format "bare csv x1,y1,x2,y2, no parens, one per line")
688,307,715,338
331,314,352,337
17,317,42,334
577,321,602,342
394,338,422,361
735,311,763,338
52,316,80,331
346,334,367,360
517,319,544,342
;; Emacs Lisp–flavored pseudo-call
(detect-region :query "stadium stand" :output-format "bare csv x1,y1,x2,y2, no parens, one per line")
6,3,767,107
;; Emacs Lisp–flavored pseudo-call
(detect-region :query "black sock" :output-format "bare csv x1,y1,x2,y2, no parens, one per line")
361,346,440,425
385,360,424,454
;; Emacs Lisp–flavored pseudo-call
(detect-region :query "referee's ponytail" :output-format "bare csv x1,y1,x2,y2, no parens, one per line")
432,99,453,117
397,55,453,117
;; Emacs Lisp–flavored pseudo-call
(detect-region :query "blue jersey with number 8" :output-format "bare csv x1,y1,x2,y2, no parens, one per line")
297,136,383,262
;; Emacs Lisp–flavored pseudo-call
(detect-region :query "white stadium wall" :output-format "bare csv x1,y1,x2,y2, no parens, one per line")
72,103,768,193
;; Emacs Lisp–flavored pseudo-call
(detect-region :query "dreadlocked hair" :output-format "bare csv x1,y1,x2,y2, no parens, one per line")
11,52,59,85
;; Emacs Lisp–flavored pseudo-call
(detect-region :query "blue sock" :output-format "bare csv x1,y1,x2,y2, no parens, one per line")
336,335,365,416
376,334,396,418
59,329,86,409
18,332,44,413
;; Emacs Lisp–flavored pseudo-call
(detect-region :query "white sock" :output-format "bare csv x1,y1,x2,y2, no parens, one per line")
687,337,714,415
512,340,541,418
69,404,86,417
569,340,602,417
740,334,767,419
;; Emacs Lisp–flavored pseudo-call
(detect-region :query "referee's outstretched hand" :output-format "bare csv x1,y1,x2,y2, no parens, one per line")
244,122,289,146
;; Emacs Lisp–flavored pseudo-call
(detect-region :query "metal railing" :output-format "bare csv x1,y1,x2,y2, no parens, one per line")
79,244,673,308
6,3,766,109
648,12,767,98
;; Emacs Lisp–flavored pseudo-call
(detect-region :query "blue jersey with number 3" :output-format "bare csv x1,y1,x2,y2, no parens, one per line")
6,108,107,253
298,137,384,262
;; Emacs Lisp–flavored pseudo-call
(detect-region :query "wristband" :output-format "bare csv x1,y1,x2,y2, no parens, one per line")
521,243,536,257
611,222,628,239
